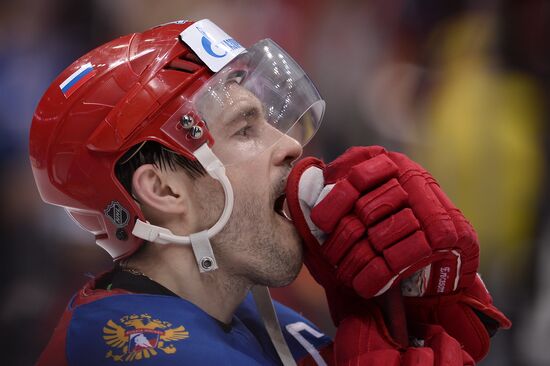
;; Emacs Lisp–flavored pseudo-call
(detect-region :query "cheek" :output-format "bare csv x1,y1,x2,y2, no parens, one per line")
212,136,273,166
191,177,225,229
234,181,270,215
227,163,271,203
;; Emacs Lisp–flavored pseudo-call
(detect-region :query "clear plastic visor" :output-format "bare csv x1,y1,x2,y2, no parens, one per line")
164,39,325,165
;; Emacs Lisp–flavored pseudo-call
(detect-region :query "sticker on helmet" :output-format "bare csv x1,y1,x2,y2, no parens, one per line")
179,19,245,72
104,201,130,228
59,62,96,98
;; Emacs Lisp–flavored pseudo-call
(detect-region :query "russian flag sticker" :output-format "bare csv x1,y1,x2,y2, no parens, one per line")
59,62,96,98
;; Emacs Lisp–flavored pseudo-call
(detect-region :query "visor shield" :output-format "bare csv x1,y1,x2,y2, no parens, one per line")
162,39,325,165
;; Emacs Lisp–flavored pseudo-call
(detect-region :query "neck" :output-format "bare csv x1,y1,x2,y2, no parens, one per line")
121,243,250,324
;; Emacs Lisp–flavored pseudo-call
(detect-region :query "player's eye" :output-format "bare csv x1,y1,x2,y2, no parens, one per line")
232,108,259,139
242,107,258,120
235,125,253,137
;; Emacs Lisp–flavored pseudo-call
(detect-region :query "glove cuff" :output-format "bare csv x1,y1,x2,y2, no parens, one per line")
403,275,511,361
460,275,512,329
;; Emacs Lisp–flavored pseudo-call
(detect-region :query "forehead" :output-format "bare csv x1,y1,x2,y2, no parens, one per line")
196,80,262,124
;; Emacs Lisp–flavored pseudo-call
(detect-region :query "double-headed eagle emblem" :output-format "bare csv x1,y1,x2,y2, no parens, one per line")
103,314,189,362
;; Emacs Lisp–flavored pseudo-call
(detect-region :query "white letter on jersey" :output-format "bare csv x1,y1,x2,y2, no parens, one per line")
285,322,327,366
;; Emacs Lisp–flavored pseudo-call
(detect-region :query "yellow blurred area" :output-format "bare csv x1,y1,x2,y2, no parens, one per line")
415,13,545,278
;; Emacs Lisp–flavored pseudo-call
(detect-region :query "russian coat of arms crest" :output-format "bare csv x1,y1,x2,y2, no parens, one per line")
103,313,189,362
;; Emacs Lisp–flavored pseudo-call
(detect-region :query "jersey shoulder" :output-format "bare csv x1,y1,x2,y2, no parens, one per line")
66,293,208,365
66,292,280,365
39,280,332,366
236,293,332,363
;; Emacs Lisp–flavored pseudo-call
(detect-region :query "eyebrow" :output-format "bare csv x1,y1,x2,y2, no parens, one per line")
222,99,265,129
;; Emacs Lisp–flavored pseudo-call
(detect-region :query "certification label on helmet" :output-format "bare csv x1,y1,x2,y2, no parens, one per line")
104,201,130,228
179,19,245,72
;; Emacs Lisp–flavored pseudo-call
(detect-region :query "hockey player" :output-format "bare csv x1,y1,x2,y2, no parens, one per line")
30,19,509,365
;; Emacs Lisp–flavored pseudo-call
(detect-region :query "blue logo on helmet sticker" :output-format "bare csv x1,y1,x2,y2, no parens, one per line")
201,36,227,58
197,26,241,59
179,19,245,72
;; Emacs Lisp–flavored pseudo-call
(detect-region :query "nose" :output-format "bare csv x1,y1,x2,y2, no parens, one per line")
272,133,303,166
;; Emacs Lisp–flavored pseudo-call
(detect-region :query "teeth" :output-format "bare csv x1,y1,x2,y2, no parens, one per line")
281,198,292,221
274,194,292,221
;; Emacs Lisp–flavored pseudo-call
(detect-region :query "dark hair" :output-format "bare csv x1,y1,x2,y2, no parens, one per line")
115,141,206,195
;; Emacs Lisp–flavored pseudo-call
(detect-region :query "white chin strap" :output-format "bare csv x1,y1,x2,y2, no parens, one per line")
132,144,233,273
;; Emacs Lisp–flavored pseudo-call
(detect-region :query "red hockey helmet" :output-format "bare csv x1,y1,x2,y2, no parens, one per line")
29,19,324,261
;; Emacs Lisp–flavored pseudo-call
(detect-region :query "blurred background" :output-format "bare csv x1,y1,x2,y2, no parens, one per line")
1,0,548,364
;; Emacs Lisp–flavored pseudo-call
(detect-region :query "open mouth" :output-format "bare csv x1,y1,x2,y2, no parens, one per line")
274,194,292,221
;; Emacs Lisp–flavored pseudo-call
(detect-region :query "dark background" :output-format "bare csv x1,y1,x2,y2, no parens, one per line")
1,0,549,364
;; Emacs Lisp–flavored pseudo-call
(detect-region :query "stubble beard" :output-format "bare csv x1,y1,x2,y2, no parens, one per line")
215,192,303,288
205,170,303,288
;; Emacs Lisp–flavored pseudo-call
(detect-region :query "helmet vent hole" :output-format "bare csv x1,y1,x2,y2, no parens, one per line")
165,59,199,73
165,52,204,73
180,52,204,65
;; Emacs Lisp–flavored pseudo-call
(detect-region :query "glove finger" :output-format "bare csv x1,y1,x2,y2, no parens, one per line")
388,152,458,249
335,312,401,366
324,146,387,183
352,231,433,298
462,350,475,366
425,172,479,287
352,351,401,366
421,325,465,366
368,208,421,252
347,153,400,192
355,178,409,226
383,231,432,273
352,257,394,298
321,215,366,266
435,303,490,362
311,179,360,233
464,275,512,329
336,239,376,287
402,348,434,366
339,230,432,296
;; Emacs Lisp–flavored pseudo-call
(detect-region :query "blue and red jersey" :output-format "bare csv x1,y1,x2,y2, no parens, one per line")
37,270,333,365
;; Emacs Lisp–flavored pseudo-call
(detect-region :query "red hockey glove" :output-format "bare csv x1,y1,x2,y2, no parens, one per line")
285,146,479,303
403,274,511,362
334,301,475,366
286,146,510,362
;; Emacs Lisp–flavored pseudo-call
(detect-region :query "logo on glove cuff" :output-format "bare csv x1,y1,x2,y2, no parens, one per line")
103,313,189,362
437,266,451,293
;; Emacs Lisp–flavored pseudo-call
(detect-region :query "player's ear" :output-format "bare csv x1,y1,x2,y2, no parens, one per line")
131,164,189,216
